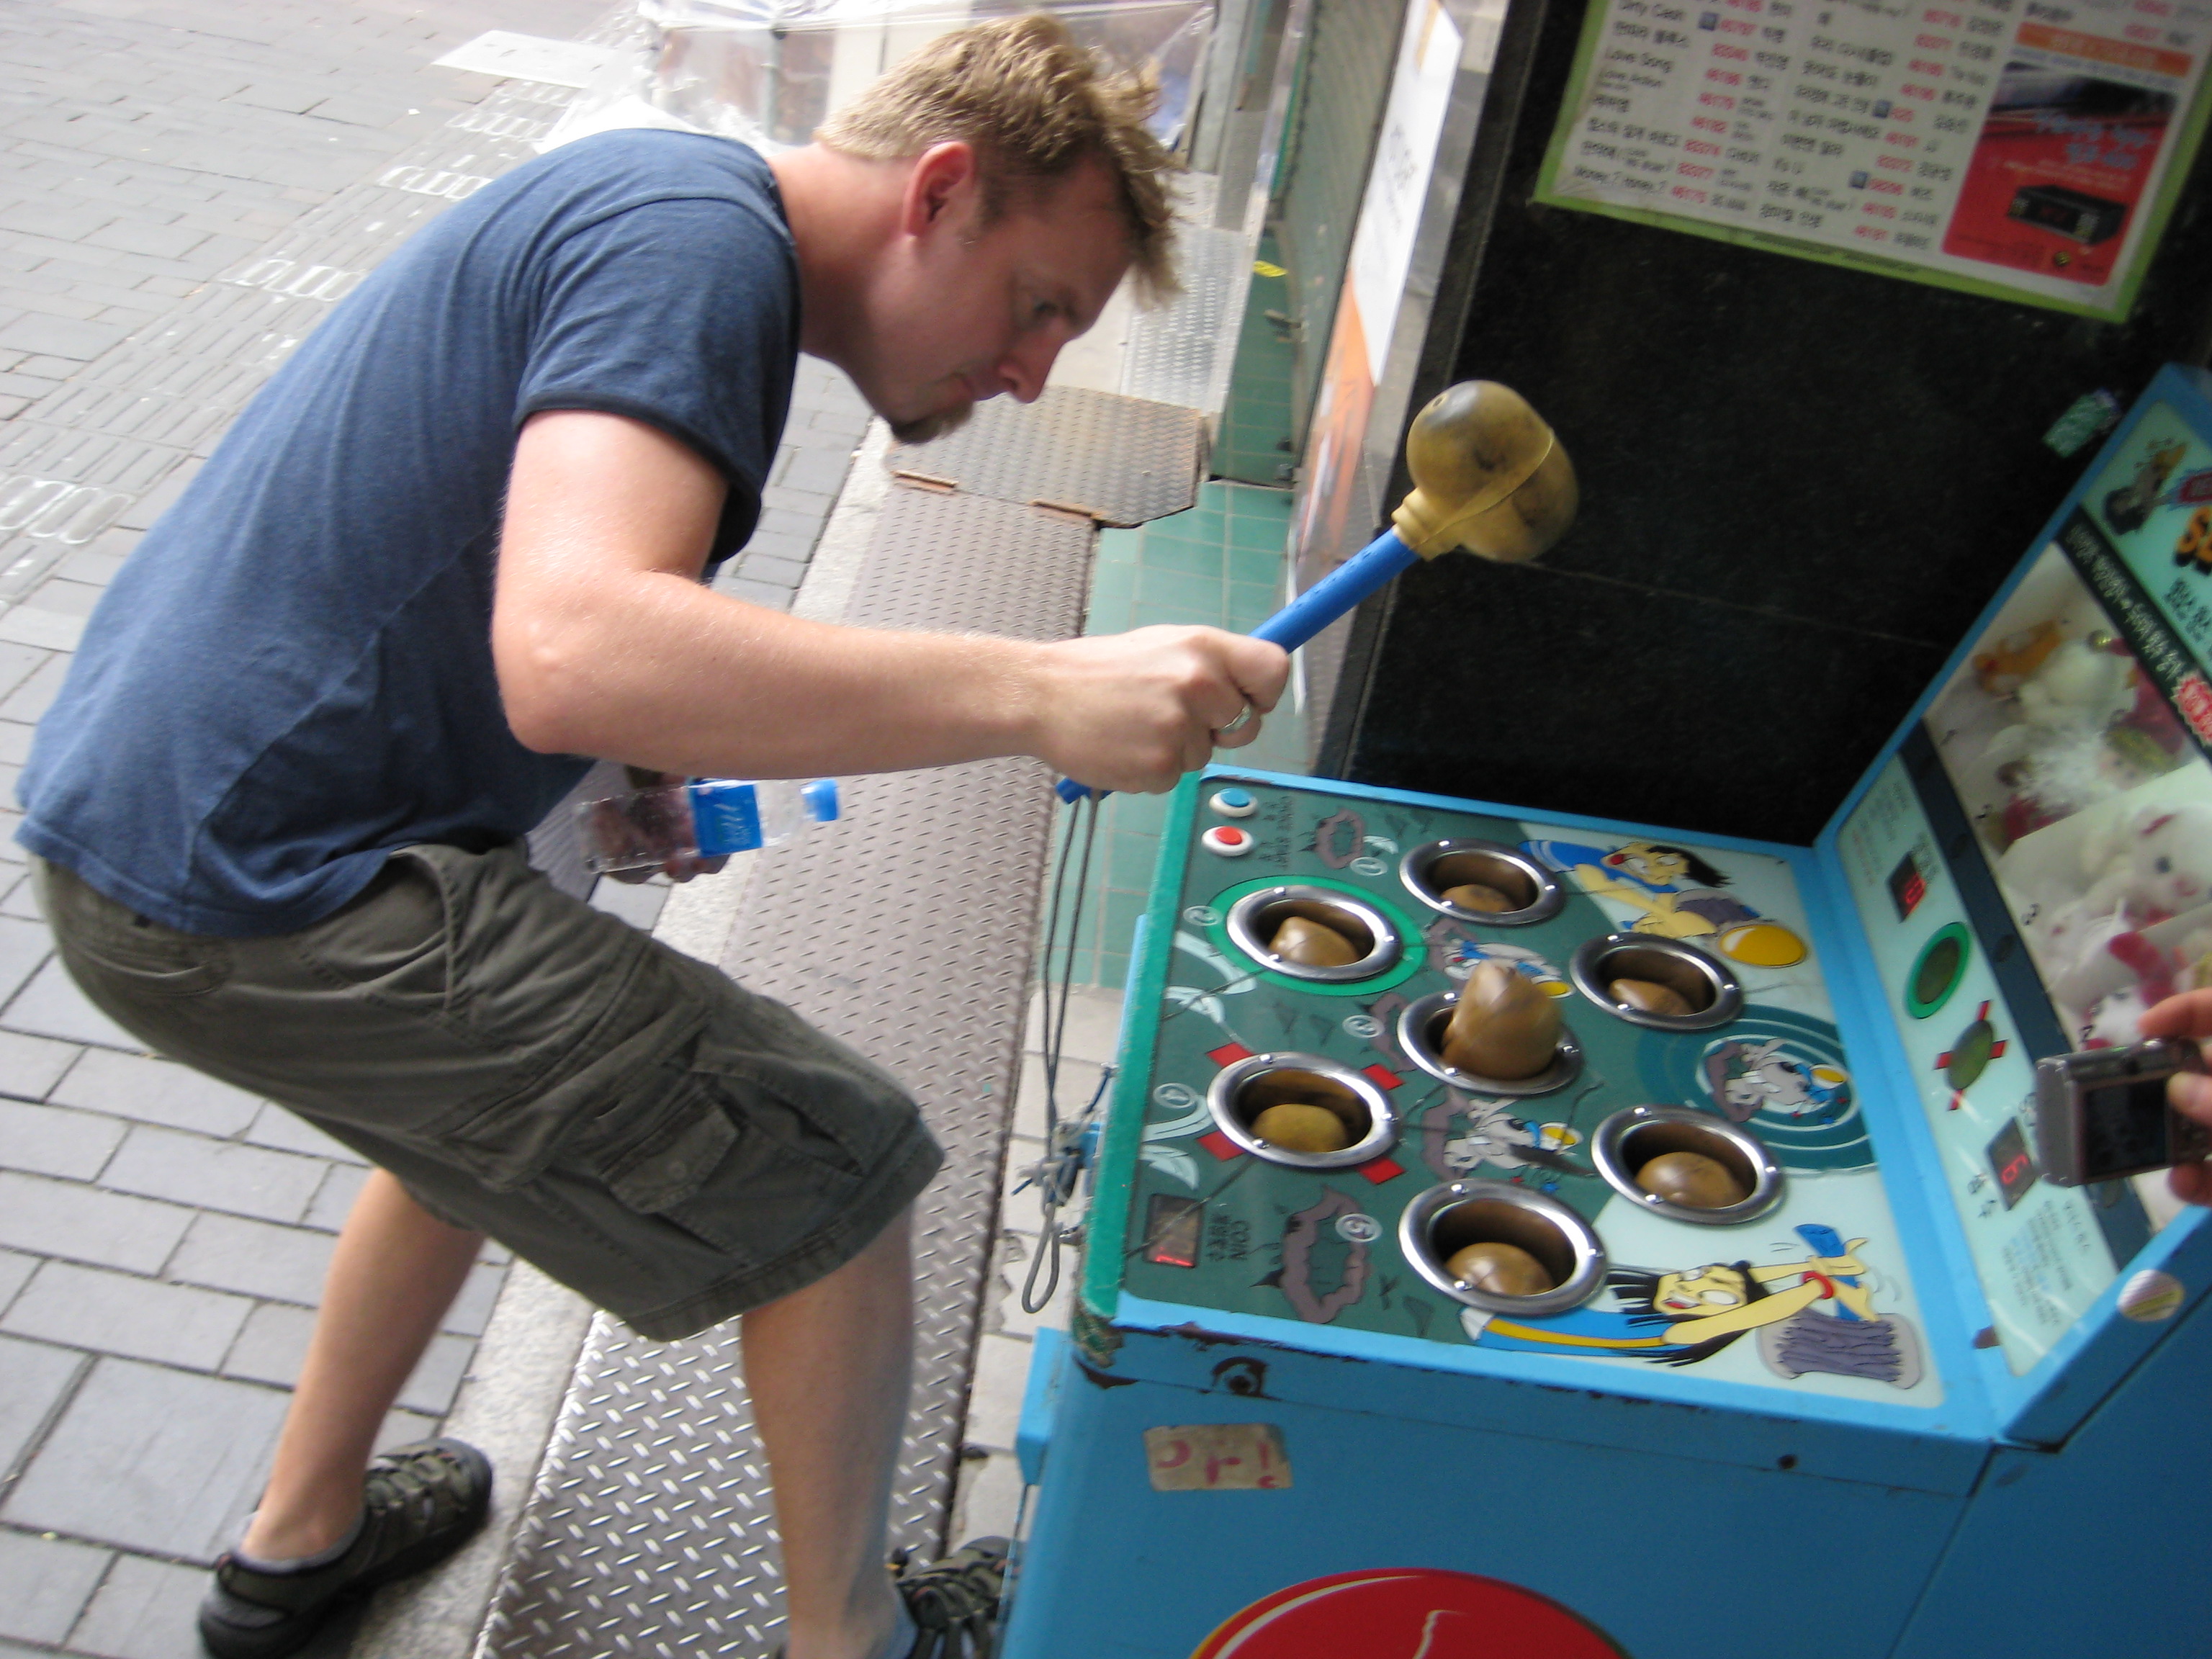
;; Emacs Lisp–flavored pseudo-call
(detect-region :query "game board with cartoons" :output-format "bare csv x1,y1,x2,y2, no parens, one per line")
1105,778,1938,1408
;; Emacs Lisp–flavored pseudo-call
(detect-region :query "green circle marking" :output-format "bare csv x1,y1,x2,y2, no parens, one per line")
1204,875,1426,999
1906,922,1971,1020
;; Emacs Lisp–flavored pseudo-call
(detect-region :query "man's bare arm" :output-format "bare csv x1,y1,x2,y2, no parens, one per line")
492,410,1287,791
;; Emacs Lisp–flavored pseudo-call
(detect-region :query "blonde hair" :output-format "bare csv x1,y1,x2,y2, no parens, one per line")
816,14,1179,300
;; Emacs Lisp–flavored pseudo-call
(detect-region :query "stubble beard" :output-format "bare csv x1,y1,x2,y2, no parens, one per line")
887,399,974,445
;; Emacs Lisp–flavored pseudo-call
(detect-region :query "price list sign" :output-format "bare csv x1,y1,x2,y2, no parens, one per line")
1537,0,2212,316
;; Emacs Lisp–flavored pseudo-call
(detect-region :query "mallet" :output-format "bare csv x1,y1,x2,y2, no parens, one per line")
1058,379,1578,802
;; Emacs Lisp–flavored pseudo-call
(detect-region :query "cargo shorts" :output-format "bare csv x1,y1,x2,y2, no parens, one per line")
32,844,942,1340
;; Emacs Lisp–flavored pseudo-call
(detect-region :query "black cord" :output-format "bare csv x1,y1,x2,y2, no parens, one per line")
1022,792,1109,1316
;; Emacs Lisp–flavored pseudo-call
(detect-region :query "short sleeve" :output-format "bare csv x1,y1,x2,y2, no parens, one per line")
516,192,799,552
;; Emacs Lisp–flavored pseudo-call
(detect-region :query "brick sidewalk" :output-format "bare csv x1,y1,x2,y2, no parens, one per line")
0,4,862,1655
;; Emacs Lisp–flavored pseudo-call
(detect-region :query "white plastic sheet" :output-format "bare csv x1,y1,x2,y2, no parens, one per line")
546,0,1210,155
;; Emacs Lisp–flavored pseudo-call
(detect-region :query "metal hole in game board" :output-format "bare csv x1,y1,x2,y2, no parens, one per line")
1207,1053,1397,1170
1591,1105,1784,1226
1399,839,1563,926
1570,935,1742,1031
1397,990,1584,1097
1399,1180,1606,1316
1224,886,1401,982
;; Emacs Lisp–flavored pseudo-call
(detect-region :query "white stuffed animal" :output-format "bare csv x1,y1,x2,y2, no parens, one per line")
1977,639,2140,842
2032,803,2212,982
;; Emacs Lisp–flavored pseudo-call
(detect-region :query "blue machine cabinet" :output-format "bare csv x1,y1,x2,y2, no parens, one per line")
1003,366,2212,1659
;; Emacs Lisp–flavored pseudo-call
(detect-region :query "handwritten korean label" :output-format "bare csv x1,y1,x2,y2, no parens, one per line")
1142,1424,1292,1492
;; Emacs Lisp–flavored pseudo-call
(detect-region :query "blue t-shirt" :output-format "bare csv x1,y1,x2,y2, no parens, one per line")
18,130,799,937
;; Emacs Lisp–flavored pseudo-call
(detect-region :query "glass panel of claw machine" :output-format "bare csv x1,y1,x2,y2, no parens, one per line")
1829,363,2212,1442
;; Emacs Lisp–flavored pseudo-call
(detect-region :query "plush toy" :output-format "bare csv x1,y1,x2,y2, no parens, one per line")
2077,922,2212,1048
1973,620,2063,698
1981,638,2141,849
2031,802,2212,984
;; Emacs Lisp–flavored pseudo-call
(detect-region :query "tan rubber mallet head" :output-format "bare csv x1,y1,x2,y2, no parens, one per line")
1390,381,1578,562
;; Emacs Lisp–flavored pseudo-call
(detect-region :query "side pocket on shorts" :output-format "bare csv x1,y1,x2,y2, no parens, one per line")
39,862,233,999
590,1072,741,1214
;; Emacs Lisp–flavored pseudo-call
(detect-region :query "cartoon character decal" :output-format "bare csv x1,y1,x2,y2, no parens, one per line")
1462,1224,1923,1388
1424,919,1570,992
2102,437,2186,534
1704,1037,1850,1125
1522,837,1807,966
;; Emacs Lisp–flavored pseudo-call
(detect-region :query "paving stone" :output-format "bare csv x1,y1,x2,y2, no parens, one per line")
0,1527,112,1645
218,1298,310,1387
169,1211,333,1305
0,1356,289,1560
1,956,145,1051
0,1171,189,1274
0,1332,81,1477
3,1259,251,1370
0,873,37,921
773,443,858,496
22,577,102,619
11,351,89,379
377,1408,443,1455
714,576,794,610
587,873,667,930
740,552,809,588
0,1251,34,1316
242,1100,363,1163
0,643,50,702
0,1096,125,1179
301,1160,367,1232
0,309,125,359
0,914,52,1010
63,1551,204,1659
101,1125,326,1226
0,201,117,243
441,1258,508,1338
50,1049,263,1136
395,1330,475,1416
0,1028,84,1100
52,547,130,586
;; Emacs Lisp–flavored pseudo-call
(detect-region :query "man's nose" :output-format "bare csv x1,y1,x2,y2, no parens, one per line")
995,333,1061,403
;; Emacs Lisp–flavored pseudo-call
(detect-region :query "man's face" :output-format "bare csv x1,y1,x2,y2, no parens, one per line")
860,150,1133,442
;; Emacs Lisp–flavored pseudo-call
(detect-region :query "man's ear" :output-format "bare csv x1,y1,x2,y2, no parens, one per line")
900,140,981,236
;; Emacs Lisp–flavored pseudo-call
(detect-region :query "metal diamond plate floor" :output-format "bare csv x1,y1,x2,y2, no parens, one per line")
1120,220,1249,419
886,385,1204,526
480,486,1097,1659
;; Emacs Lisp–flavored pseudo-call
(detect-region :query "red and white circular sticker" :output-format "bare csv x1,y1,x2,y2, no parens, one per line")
1190,1568,1623,1659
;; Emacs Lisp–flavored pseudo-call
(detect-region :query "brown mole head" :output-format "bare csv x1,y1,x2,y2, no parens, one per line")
1440,962,1561,1080
1249,1102,1352,1154
1267,913,1361,968
1635,1149,1748,1209
1444,1239,1555,1297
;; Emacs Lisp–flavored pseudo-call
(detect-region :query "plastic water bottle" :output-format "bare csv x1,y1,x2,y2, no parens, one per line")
578,778,841,875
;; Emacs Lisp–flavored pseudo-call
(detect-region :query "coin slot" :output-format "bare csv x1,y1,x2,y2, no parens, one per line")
1206,1053,1397,1170
1591,1105,1784,1225
1400,839,1564,926
1570,935,1743,1032
1398,1180,1607,1315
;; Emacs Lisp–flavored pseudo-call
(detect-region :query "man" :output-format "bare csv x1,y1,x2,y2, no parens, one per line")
16,17,1287,1659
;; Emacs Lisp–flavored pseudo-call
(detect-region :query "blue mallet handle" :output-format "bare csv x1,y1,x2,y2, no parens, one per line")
1056,529,1418,802
1248,527,1418,650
